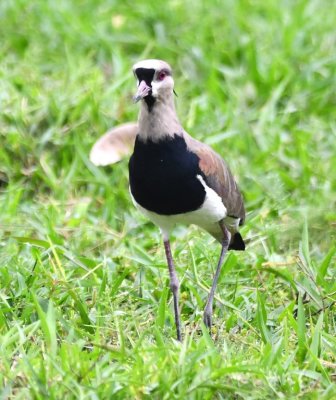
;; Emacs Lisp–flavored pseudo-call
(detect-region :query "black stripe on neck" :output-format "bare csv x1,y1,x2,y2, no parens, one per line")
144,95,156,112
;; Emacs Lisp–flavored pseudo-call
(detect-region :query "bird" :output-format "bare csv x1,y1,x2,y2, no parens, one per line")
124,59,246,341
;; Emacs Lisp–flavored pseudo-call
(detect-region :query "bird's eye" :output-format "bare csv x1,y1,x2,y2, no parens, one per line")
158,71,166,81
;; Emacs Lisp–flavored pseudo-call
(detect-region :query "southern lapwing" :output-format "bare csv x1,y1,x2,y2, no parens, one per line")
128,59,245,341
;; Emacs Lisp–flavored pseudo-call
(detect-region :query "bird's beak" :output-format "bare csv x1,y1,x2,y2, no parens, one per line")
133,80,151,103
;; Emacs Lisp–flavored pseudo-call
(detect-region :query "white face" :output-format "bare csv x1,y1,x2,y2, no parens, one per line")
150,70,174,99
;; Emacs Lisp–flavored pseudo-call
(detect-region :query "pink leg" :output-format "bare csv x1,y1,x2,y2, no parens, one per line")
203,223,231,328
164,240,182,341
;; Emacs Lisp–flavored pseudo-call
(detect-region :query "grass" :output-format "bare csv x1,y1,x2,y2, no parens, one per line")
1,0,336,398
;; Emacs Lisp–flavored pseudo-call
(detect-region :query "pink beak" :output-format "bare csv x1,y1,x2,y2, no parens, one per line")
133,80,151,103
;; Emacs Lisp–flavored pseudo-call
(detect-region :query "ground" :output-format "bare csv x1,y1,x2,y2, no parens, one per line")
0,0,335,398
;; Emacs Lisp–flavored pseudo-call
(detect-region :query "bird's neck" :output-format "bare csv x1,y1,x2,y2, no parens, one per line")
137,95,182,142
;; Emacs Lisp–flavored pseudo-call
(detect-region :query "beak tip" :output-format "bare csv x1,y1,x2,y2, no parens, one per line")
133,80,151,104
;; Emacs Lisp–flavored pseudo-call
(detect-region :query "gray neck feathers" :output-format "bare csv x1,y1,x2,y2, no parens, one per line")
137,94,182,142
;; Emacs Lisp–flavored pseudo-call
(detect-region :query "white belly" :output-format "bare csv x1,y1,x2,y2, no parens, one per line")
131,175,227,240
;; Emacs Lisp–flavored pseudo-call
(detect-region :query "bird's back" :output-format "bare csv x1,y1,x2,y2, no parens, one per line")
183,132,245,225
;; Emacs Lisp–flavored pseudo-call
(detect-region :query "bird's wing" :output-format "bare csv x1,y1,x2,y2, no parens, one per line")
90,122,138,166
184,133,245,225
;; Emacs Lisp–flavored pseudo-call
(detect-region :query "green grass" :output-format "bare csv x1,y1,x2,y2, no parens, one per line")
1,0,336,398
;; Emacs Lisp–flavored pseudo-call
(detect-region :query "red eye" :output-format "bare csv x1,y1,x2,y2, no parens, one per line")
158,71,166,81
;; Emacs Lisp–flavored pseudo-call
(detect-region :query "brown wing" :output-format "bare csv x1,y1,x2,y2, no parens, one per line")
184,133,245,225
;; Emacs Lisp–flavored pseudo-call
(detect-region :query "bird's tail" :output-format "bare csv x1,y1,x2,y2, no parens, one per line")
228,232,245,251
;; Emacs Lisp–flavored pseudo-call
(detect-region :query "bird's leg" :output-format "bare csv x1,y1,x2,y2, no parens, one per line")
203,222,231,329
163,239,182,341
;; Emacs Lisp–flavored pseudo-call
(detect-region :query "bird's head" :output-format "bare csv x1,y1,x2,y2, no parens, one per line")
133,59,174,109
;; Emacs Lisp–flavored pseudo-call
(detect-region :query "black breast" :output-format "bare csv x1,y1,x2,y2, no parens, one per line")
129,134,206,215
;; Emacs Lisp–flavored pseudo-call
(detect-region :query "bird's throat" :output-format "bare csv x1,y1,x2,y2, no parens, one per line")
144,94,156,112
138,95,182,142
